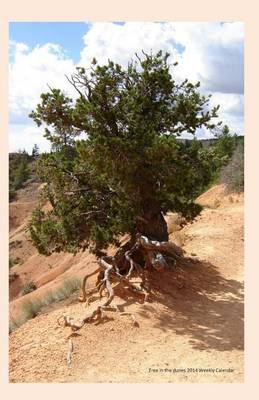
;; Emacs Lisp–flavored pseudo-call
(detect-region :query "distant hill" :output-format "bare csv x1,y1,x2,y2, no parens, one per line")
177,135,244,147
9,135,244,202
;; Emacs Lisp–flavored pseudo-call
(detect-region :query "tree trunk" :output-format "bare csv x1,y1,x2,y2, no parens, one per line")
68,201,185,347
111,201,168,274
136,201,168,242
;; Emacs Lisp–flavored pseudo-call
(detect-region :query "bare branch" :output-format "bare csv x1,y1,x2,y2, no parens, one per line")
65,74,85,99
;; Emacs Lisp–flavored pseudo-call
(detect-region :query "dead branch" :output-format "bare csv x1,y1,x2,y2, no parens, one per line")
78,266,102,302
65,74,85,99
139,235,184,257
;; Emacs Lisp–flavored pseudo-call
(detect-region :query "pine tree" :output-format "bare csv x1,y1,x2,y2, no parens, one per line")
32,144,40,158
28,51,222,330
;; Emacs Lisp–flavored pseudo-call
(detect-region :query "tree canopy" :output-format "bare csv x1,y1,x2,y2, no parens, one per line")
28,50,222,256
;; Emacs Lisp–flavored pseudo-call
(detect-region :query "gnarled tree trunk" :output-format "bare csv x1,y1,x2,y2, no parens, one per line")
136,200,169,242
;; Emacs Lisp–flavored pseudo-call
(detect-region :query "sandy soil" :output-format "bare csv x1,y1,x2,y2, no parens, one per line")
9,185,244,383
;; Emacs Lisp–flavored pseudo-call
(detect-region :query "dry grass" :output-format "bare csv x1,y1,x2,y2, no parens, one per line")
9,277,81,333
9,240,23,250
9,257,23,269
21,281,37,295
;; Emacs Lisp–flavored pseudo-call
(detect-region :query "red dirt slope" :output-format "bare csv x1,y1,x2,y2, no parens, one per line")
9,184,244,383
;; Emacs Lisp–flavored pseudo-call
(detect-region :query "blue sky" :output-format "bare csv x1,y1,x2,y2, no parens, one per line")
9,22,89,63
9,22,151,63
9,21,244,153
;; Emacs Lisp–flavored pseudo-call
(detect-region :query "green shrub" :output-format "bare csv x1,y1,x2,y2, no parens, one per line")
9,301,43,334
21,281,37,295
9,318,21,334
9,278,81,333
9,151,32,202
9,257,22,269
9,188,17,202
20,299,43,320
9,299,43,334
9,240,23,249
51,278,81,302
9,272,19,283
42,291,56,306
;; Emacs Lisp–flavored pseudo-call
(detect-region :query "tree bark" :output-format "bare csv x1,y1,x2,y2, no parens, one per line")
136,201,168,242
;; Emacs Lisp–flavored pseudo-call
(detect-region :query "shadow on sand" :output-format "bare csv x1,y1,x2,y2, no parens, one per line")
116,258,244,352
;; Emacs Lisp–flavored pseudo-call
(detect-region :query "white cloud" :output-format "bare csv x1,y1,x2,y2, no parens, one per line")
80,21,244,135
9,22,244,152
9,41,76,128
9,123,51,153
80,22,180,68
80,22,244,94
209,92,244,134
167,22,244,90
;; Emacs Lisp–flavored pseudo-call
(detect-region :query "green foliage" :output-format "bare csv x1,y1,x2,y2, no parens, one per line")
9,151,31,201
11,158,29,189
195,127,241,189
21,281,37,295
28,51,222,256
32,143,40,158
220,141,244,193
212,125,238,168
216,126,235,156
29,89,81,151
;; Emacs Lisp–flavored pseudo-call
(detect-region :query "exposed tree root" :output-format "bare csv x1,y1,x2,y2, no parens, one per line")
58,235,190,365
67,338,73,367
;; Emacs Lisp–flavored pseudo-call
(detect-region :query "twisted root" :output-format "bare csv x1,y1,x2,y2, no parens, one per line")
58,235,186,365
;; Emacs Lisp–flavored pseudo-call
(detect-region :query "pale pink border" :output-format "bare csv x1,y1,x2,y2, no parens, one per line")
1,1,258,398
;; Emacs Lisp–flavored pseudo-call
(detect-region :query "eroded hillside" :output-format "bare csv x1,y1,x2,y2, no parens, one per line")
9,182,244,383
